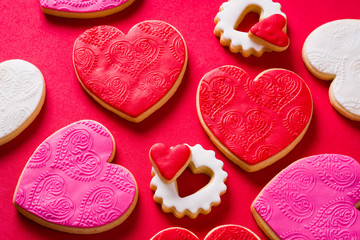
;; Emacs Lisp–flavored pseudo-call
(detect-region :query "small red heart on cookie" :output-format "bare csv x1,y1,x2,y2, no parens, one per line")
73,20,187,122
150,143,191,182
150,225,260,240
249,14,289,52
13,120,138,234
197,66,312,172
252,154,360,239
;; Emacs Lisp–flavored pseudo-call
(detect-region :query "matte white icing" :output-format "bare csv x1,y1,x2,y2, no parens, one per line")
303,19,360,116
150,144,227,216
215,0,286,55
0,59,44,143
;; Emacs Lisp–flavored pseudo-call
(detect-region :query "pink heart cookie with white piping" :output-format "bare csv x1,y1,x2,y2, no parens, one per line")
73,20,187,123
196,65,313,172
13,120,138,234
252,154,360,239
40,0,136,18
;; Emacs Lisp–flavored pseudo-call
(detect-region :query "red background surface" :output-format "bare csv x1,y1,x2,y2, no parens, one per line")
1,0,360,239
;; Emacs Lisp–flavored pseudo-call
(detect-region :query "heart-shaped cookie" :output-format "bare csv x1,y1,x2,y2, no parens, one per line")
249,14,289,52
196,66,313,172
0,59,45,146
214,0,287,57
252,154,360,239
73,21,188,123
303,19,360,121
40,0,136,18
150,144,227,218
151,225,260,240
150,143,191,183
13,120,138,234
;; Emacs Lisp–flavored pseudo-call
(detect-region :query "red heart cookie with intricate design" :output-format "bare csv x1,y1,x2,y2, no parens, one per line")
252,154,360,239
196,66,313,172
150,143,191,182
13,120,138,234
150,225,260,240
249,14,289,52
73,20,187,122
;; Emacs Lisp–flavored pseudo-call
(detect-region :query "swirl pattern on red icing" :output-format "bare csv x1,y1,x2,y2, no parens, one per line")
151,227,199,240
197,66,312,165
205,225,260,240
13,120,137,231
73,21,187,121
253,154,360,239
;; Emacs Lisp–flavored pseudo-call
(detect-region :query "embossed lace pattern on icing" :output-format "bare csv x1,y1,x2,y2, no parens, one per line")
198,66,312,165
304,19,360,116
14,120,137,228
253,154,360,238
74,21,186,118
40,0,130,13
0,60,44,140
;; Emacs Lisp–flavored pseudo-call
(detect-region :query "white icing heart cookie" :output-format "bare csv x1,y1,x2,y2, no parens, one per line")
303,19,360,121
214,0,287,57
0,60,45,145
150,144,227,219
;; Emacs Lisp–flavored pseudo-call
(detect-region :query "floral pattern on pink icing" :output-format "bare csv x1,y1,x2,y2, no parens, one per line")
73,21,187,119
253,154,360,238
40,0,131,13
14,120,137,229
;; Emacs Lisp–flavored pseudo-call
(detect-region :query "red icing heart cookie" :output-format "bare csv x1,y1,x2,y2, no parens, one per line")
150,143,191,182
252,154,360,239
249,14,289,52
13,120,138,234
196,66,313,172
205,225,260,240
151,225,260,240
73,21,188,123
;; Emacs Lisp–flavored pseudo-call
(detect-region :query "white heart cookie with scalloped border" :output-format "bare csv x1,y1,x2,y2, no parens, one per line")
0,59,45,145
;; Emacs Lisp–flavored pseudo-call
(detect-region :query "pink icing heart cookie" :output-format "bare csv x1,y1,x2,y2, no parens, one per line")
150,143,192,183
252,154,360,239
196,66,313,172
40,0,136,18
249,14,289,52
150,144,227,218
73,20,188,123
13,120,138,234
150,225,260,240
0,59,45,146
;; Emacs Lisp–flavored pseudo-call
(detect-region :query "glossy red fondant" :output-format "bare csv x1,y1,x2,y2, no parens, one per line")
250,14,289,47
150,143,191,181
